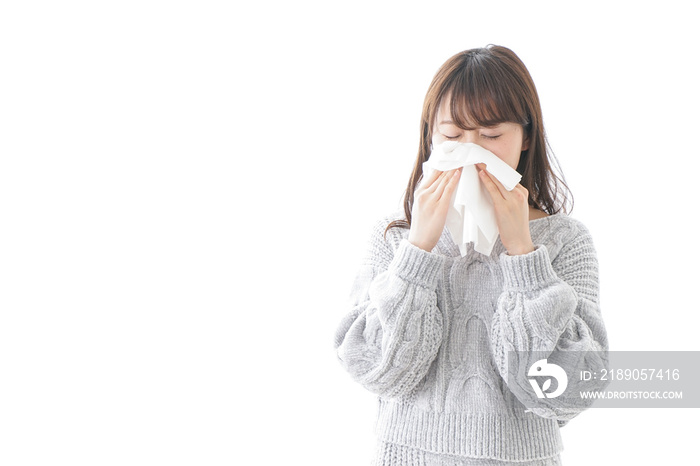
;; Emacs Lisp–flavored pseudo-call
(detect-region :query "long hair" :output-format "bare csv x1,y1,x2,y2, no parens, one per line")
385,45,572,237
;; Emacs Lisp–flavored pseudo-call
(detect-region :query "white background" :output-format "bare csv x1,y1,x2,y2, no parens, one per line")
1,1,698,465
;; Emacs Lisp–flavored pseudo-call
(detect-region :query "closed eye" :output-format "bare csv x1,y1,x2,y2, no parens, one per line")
440,132,501,140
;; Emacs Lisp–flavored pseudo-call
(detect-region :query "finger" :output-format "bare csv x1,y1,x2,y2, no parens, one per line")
431,168,458,199
514,183,528,195
476,163,509,198
477,166,506,201
438,167,462,202
484,169,509,198
512,183,530,203
420,171,446,196
426,167,460,195
418,168,444,193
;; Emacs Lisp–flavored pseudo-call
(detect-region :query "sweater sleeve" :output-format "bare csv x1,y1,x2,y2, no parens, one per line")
333,216,447,399
489,221,610,426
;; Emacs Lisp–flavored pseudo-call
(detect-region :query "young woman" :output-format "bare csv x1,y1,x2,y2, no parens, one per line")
333,45,609,466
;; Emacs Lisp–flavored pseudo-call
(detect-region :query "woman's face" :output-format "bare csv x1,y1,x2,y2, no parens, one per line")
432,97,528,170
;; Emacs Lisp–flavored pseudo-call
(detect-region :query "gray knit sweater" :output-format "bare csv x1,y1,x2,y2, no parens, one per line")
333,210,609,463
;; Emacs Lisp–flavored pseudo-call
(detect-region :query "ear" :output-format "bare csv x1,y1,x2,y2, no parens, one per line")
521,130,530,152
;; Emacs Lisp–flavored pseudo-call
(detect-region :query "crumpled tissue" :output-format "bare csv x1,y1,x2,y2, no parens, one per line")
418,140,522,256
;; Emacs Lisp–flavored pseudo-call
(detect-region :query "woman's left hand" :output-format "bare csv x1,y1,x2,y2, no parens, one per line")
476,163,535,256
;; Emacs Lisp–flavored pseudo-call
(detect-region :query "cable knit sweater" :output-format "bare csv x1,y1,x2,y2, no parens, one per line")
333,210,609,464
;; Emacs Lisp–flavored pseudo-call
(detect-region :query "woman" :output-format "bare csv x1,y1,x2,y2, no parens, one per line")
333,45,609,466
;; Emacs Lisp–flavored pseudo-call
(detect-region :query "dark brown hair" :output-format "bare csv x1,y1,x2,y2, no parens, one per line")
385,45,572,237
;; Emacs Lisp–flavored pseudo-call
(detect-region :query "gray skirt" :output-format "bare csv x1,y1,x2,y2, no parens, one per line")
371,440,562,466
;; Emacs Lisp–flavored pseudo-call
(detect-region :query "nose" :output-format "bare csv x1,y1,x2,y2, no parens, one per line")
460,130,478,144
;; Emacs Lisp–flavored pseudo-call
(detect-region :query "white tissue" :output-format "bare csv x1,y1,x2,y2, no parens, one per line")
418,140,522,256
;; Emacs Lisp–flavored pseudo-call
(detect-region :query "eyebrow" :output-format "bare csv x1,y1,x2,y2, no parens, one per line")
438,120,500,130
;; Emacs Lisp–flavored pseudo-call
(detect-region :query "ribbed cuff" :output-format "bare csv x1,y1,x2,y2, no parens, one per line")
388,239,446,290
499,244,560,291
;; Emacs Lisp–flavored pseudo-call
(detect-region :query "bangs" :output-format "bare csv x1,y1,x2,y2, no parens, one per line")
440,57,528,130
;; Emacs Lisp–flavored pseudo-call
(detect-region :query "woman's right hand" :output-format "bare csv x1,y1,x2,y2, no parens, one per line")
408,167,462,252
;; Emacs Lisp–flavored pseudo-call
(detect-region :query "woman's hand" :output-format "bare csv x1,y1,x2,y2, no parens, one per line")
408,167,462,252
476,163,535,256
